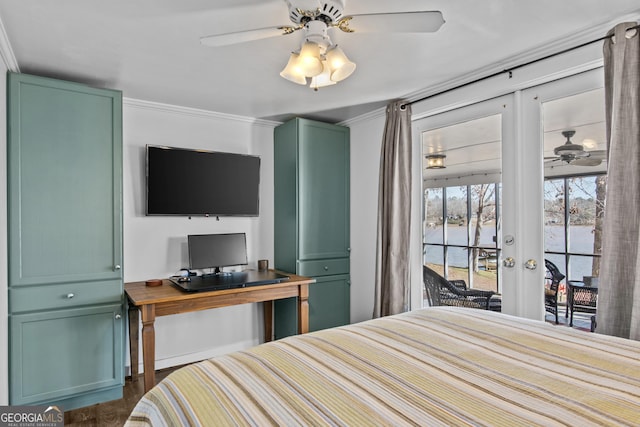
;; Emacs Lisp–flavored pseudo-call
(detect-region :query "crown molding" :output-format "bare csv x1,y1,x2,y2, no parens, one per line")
339,105,386,127
123,97,281,128
0,13,19,72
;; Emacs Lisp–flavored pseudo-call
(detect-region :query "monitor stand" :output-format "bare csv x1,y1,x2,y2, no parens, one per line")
201,267,232,278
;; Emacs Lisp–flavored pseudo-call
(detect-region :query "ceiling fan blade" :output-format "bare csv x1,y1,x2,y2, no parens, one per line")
200,25,296,47
586,150,607,160
571,158,603,166
345,11,444,34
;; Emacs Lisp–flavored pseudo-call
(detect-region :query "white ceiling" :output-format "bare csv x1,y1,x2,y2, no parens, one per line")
0,0,638,124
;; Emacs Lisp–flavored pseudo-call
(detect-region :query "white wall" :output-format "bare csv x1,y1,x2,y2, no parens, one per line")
122,99,277,371
347,114,385,323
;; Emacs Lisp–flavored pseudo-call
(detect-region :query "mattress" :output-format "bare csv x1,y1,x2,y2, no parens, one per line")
126,307,640,426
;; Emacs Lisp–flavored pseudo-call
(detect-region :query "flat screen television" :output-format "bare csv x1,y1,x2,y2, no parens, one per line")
146,145,260,216
188,233,248,274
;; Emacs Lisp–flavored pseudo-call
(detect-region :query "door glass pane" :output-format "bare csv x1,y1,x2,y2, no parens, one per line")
424,188,443,244
422,113,502,300
424,245,444,269
446,186,468,246
569,255,597,282
446,247,468,281
542,88,607,312
545,254,567,304
567,176,604,255
544,179,566,252
470,183,498,247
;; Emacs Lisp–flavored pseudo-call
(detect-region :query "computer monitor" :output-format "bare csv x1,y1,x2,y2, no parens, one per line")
188,233,248,274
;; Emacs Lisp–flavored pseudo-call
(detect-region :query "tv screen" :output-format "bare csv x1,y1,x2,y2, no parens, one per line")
146,145,260,216
188,233,248,272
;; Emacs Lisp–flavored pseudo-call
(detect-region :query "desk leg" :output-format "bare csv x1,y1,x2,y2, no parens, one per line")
263,300,273,342
298,284,309,335
128,303,140,382
140,304,156,393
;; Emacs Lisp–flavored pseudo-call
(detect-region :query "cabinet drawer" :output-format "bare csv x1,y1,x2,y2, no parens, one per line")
298,258,349,277
9,280,122,313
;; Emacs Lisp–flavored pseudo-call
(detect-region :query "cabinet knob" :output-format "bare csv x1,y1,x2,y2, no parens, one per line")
115,314,122,320
324,266,329,271
66,293,75,299
114,265,122,270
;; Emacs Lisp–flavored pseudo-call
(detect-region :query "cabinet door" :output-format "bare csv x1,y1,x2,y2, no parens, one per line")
9,304,124,405
298,119,350,260
7,73,123,287
274,274,350,339
309,275,350,332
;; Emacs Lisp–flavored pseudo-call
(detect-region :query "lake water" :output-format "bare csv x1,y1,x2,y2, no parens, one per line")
424,225,598,280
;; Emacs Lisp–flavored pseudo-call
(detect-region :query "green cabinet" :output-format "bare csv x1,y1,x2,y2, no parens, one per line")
7,73,124,409
274,118,350,339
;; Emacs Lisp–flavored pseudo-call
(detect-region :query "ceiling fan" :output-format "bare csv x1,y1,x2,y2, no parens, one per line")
200,0,445,89
545,130,607,167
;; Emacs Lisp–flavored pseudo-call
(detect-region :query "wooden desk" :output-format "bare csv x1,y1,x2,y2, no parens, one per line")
125,272,314,392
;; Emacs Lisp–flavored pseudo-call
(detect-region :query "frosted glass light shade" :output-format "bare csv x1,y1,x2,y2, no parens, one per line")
309,61,336,91
326,45,356,82
280,53,307,85
298,42,323,77
425,154,446,169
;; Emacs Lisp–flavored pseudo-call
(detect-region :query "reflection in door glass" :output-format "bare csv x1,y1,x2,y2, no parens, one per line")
542,89,606,291
422,114,502,303
446,186,468,246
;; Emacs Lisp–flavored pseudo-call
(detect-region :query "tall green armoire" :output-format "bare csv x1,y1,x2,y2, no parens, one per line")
274,118,350,339
7,73,124,410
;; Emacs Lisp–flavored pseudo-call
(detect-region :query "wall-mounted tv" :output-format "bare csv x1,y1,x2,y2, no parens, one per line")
146,145,260,216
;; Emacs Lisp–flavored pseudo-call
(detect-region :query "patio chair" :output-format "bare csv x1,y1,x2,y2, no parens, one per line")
544,259,565,324
423,265,495,310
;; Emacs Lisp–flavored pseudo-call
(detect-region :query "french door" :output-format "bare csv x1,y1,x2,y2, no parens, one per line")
412,68,605,320
412,95,525,315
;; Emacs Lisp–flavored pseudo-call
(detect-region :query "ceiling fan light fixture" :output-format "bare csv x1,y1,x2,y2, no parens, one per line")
325,45,356,82
554,143,587,157
554,130,588,159
297,41,323,76
280,52,307,85
309,60,337,91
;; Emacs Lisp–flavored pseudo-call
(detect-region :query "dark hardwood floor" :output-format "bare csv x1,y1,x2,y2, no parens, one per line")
64,368,177,427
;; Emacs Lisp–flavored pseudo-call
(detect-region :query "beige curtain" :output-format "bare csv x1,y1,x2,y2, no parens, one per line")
596,22,640,340
373,100,412,318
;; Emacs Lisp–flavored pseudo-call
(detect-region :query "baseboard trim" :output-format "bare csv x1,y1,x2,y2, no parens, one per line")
127,339,261,376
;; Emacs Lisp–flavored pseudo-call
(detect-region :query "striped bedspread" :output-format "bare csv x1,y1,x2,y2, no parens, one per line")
126,307,640,426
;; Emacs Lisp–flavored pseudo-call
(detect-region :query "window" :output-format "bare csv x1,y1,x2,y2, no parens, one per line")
423,183,501,293
544,174,606,303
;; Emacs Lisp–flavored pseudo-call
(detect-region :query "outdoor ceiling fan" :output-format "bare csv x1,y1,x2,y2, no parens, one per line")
545,130,607,167
200,0,445,89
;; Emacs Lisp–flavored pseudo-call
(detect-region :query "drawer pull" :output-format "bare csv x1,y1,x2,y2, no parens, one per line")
66,293,75,299
324,266,329,271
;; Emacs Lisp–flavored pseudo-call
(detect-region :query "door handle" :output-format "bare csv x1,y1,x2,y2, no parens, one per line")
525,259,538,270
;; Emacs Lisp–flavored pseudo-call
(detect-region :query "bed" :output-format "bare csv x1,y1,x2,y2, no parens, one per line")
125,307,640,426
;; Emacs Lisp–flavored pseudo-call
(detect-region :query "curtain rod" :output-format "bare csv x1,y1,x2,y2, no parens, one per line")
400,23,640,110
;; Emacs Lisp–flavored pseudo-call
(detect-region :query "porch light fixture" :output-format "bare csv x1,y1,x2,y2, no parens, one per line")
426,154,446,169
280,21,356,91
